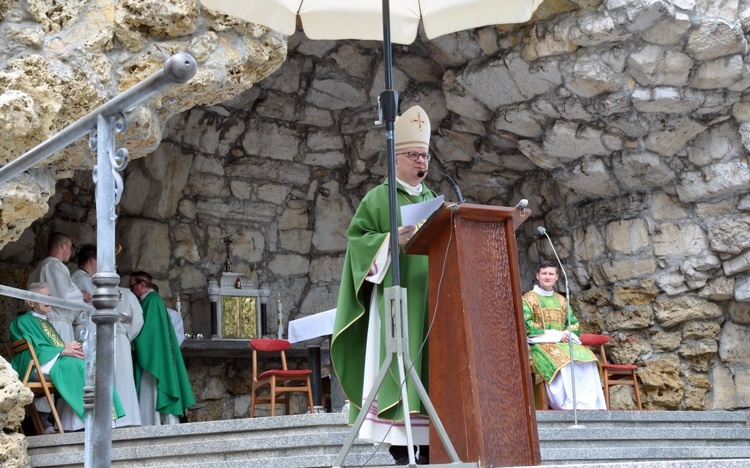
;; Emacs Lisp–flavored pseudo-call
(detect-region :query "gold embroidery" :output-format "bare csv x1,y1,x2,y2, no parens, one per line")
411,111,426,131
36,317,64,347
524,292,569,331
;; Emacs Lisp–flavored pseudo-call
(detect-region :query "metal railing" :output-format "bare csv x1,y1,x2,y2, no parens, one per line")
0,52,198,467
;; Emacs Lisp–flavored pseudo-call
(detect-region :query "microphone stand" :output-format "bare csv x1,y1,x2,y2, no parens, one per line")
539,227,584,429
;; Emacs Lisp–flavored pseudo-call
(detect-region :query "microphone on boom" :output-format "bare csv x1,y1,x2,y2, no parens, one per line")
420,170,464,204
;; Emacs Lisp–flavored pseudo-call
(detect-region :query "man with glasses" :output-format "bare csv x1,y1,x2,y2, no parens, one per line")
28,232,91,342
333,105,436,465
129,271,194,426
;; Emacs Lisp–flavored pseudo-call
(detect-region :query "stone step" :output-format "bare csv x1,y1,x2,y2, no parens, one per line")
541,446,750,465
28,413,395,467
152,454,395,468
27,411,750,467
535,410,748,429
32,436,393,467
520,460,750,468
539,427,750,446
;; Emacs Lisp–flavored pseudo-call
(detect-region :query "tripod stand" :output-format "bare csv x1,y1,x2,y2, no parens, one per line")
333,285,476,468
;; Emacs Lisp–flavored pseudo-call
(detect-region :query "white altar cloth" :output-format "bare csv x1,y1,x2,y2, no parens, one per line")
288,308,336,343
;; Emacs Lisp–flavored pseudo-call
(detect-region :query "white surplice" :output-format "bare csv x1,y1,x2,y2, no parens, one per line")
115,286,144,427
29,257,86,342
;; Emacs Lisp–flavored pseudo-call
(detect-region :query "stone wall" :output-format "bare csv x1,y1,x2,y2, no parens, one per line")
3,0,750,420
0,359,33,466
0,0,286,248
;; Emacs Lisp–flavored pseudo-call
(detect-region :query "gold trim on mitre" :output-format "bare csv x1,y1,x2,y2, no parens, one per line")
395,105,431,151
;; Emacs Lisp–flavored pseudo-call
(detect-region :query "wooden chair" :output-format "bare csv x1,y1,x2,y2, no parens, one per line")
579,334,642,410
530,359,548,410
248,338,314,417
1,339,64,434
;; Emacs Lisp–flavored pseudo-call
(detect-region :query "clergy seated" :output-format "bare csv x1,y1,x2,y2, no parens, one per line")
10,282,124,432
523,262,607,411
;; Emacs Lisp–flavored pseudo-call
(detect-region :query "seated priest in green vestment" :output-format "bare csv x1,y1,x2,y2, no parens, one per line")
524,261,606,410
332,105,437,465
9,282,125,432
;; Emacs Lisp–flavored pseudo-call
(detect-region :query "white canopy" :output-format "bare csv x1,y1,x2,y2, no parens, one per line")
200,0,544,45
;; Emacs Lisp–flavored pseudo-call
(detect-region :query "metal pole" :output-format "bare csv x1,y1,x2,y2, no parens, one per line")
541,230,583,428
87,114,121,466
0,52,198,187
381,0,400,287
0,285,93,311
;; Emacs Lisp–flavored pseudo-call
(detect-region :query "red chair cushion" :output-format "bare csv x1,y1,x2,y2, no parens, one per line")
579,334,609,346
258,369,312,380
602,363,638,371
250,338,291,352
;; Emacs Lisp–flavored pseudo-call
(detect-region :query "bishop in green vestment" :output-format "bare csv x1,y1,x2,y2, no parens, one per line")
9,282,124,430
332,105,437,452
130,272,195,421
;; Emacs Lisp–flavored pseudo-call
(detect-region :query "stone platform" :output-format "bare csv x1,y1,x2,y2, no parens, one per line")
25,410,750,467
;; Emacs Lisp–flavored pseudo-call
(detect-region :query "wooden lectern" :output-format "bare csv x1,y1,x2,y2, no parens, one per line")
405,203,540,467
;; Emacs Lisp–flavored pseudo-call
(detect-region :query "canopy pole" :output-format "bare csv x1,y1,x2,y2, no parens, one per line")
333,2,471,467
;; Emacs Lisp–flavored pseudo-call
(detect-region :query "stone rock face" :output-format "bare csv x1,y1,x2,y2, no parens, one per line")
0,0,286,248
5,0,750,418
0,358,33,467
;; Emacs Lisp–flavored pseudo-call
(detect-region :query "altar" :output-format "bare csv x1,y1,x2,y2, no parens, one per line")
184,271,344,417
206,272,270,339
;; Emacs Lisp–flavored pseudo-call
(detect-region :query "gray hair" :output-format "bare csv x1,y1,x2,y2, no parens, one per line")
28,282,50,294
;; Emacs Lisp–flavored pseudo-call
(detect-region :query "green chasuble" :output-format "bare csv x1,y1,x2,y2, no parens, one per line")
9,311,125,420
523,290,600,384
133,291,195,416
332,178,437,424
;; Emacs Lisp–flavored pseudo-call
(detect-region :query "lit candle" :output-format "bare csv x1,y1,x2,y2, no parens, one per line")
176,297,182,315
277,294,283,339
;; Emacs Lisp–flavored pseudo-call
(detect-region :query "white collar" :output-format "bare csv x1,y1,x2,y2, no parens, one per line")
533,285,554,297
139,289,155,301
31,311,48,320
397,177,422,195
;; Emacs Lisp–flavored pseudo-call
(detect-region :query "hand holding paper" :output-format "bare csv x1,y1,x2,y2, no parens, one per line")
400,195,444,227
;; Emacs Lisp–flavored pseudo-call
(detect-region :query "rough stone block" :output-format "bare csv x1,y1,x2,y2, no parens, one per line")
573,225,605,261
708,215,750,255
652,222,708,257
718,322,750,364
605,218,650,254
653,296,722,328
677,162,750,203
686,19,746,61
600,257,657,283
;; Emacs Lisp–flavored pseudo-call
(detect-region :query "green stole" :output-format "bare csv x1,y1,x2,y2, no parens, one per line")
332,178,437,423
133,291,195,416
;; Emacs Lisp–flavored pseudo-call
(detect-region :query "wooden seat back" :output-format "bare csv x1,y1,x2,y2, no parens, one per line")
2,339,64,434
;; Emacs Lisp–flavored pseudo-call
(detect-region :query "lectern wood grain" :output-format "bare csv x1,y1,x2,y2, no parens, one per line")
405,203,540,467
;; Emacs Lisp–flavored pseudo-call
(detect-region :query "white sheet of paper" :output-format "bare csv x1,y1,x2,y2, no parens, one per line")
400,195,444,226
527,329,581,344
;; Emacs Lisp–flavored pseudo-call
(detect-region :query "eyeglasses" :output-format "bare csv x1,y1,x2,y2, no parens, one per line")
396,151,431,163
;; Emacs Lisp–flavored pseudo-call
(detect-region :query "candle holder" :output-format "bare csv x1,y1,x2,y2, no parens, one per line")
260,287,268,337
277,293,284,339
